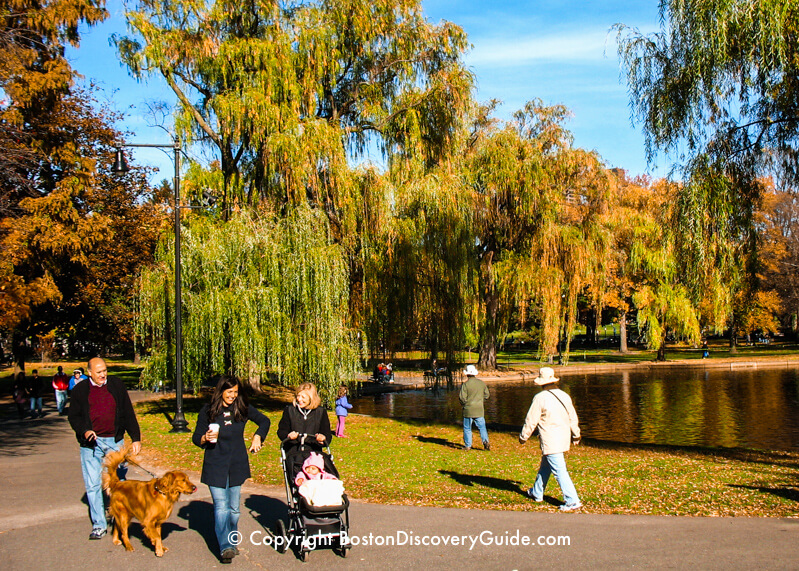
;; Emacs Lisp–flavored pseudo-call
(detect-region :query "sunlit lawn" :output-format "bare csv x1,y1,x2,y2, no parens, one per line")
137,396,799,518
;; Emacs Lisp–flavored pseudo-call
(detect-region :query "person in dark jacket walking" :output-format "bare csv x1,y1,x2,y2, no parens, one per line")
27,369,43,418
192,376,270,564
68,357,141,540
459,364,490,451
277,382,332,449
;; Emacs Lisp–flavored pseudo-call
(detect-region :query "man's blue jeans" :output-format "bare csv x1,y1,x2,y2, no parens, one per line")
463,417,489,449
531,452,580,506
80,437,124,531
209,483,242,553
55,389,68,413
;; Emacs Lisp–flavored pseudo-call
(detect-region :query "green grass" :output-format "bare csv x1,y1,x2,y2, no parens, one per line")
136,395,799,518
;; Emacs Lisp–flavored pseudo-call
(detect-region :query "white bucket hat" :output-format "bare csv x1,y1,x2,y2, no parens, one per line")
534,367,559,385
464,364,479,377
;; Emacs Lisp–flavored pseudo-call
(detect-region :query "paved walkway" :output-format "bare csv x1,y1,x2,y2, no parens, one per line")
1,396,797,569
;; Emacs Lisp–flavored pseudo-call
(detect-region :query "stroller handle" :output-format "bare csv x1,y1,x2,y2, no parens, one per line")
280,433,329,447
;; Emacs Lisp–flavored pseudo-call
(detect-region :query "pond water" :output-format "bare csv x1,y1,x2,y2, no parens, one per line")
351,368,799,451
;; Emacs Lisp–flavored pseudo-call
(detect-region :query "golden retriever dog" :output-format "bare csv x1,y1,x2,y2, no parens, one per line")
102,445,197,557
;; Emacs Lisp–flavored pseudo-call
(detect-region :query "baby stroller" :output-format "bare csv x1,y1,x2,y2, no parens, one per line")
274,434,351,561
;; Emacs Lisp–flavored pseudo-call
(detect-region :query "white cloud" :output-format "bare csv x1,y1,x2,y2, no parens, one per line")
468,30,613,66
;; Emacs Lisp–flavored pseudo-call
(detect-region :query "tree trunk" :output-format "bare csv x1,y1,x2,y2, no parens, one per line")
729,313,738,354
246,360,261,393
656,329,667,361
593,307,601,346
12,331,27,377
478,322,498,369
478,253,498,370
619,310,629,353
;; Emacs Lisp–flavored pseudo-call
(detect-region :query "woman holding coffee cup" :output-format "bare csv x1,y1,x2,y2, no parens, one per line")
192,375,271,563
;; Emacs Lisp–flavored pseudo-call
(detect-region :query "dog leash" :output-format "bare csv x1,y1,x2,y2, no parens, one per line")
94,440,160,479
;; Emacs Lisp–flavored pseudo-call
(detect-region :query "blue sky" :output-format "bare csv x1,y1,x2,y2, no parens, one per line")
66,0,664,181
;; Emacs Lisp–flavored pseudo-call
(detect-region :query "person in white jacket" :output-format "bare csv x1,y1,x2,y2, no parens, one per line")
519,367,582,511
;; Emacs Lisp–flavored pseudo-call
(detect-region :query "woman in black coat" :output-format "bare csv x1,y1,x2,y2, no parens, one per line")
277,382,332,448
192,376,270,563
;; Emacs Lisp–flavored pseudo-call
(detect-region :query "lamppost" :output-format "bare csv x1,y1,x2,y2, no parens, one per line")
112,137,189,433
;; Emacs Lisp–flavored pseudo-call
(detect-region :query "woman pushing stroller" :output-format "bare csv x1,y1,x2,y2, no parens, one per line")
274,382,350,560
277,382,333,447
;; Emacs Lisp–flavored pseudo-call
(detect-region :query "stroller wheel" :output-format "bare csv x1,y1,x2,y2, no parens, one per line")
274,519,287,553
339,546,349,558
300,549,309,562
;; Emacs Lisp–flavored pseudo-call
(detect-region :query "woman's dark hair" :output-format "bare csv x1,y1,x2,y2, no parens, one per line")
207,375,249,423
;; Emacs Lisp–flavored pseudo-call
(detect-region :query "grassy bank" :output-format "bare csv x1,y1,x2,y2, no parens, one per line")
136,396,799,518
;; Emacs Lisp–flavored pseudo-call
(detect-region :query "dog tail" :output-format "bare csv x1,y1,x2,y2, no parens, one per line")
102,444,131,491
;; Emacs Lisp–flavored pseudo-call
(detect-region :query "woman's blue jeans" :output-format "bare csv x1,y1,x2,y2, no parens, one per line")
209,483,241,553
532,452,580,506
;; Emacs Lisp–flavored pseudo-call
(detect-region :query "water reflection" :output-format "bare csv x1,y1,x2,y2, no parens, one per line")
353,368,799,451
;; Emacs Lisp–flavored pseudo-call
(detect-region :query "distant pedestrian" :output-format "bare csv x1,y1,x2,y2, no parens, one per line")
459,364,490,451
69,368,87,392
13,373,28,419
334,384,353,437
27,369,43,418
519,367,582,512
52,365,69,415
68,357,142,540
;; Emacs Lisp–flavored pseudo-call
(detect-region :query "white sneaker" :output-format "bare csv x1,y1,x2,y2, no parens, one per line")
559,502,582,512
527,488,543,502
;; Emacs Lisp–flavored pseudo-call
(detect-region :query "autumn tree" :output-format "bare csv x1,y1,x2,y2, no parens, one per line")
595,171,659,353
0,0,162,367
628,180,701,360
462,101,611,367
1,0,105,368
615,2,787,346
753,181,799,335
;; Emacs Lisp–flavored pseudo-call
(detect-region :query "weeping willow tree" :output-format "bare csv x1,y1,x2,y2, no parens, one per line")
117,0,472,217
629,180,702,360
136,208,360,403
119,0,473,363
364,170,477,364
462,100,612,367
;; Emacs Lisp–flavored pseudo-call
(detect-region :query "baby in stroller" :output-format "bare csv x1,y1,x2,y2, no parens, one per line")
295,452,338,486
294,452,344,508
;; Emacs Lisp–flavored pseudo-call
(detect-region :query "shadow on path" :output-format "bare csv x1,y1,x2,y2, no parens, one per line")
244,494,288,535
177,500,217,558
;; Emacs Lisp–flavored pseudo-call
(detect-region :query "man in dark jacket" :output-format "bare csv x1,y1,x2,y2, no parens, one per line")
459,364,490,451
68,357,141,540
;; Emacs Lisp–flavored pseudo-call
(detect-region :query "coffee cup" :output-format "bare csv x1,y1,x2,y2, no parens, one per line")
208,423,220,443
